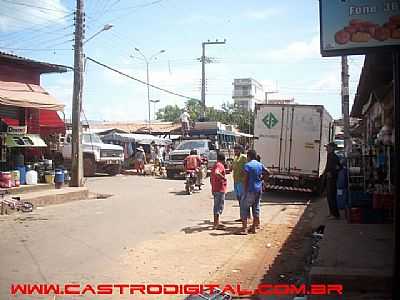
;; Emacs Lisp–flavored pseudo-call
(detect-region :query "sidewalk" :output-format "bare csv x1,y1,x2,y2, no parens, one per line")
1,185,89,214
310,219,393,297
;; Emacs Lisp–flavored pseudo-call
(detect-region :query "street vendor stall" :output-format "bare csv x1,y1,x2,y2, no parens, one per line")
101,132,171,168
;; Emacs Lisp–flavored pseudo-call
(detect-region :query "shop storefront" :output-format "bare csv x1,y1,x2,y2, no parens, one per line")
0,52,69,188
348,52,394,224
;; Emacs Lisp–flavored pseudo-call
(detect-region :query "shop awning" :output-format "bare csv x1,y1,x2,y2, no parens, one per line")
4,134,47,148
0,81,65,111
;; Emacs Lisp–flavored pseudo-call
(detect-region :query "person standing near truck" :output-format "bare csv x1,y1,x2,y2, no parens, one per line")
325,142,340,219
239,150,267,235
232,145,248,222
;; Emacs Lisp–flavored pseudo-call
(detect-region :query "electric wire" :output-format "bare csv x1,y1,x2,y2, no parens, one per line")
86,56,199,101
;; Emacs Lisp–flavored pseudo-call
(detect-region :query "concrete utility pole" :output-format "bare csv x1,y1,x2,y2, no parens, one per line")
341,56,350,154
71,0,85,187
200,39,226,119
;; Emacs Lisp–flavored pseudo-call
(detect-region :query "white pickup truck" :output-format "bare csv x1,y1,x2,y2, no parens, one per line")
61,132,124,176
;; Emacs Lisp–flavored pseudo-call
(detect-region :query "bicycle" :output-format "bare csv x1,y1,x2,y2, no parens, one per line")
0,191,33,213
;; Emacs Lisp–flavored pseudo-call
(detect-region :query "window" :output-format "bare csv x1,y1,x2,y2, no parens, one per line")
83,133,102,144
176,141,207,150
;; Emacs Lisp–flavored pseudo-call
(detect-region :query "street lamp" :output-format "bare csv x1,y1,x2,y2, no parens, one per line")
84,24,114,45
150,99,161,120
132,48,166,133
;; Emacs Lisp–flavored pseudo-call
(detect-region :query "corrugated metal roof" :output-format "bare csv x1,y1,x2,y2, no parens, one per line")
0,51,71,73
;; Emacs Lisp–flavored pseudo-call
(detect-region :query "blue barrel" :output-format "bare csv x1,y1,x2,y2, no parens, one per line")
54,169,65,184
17,165,26,185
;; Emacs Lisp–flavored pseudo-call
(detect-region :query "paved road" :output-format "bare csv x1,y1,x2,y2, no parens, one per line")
0,175,314,300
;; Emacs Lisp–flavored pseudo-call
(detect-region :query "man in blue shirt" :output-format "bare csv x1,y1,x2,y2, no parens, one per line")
239,150,269,235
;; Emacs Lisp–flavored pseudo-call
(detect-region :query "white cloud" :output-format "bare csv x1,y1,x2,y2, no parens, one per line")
0,0,68,32
243,8,280,20
266,35,320,62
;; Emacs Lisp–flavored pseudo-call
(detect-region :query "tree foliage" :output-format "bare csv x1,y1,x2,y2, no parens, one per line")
156,99,254,134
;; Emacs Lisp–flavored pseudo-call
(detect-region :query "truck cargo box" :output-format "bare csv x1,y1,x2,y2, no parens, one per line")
254,104,334,193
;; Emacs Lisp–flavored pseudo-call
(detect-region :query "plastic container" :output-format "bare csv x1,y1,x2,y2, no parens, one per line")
45,172,55,184
16,166,26,185
26,170,38,185
0,172,12,188
11,170,20,187
54,169,64,189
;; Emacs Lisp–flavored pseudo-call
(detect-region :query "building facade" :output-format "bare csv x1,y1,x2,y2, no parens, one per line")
232,78,265,110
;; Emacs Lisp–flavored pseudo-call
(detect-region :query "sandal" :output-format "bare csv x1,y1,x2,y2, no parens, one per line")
213,224,226,230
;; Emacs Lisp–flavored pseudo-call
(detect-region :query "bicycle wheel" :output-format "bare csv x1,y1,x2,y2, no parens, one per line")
21,202,33,213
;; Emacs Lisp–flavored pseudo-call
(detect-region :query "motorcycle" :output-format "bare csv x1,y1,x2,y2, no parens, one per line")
185,169,198,195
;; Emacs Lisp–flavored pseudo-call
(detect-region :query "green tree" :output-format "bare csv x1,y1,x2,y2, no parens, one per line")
155,104,181,122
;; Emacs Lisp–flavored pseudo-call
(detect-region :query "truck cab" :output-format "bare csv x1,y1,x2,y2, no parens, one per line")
62,132,124,176
164,139,213,178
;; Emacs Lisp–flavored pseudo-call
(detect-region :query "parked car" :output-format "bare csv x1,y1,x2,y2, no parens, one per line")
60,132,124,176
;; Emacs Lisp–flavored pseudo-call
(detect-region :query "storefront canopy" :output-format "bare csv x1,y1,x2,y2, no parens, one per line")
4,134,47,148
0,81,65,111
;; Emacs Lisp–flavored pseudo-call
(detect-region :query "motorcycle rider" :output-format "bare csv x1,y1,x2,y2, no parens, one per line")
183,149,203,190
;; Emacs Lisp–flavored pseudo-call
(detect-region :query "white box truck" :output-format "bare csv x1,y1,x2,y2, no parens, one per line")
254,104,334,193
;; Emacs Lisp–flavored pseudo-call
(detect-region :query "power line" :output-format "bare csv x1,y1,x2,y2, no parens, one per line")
86,56,199,101
0,0,71,13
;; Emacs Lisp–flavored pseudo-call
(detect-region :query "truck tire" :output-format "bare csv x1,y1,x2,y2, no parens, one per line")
84,157,96,177
107,165,121,176
166,170,175,179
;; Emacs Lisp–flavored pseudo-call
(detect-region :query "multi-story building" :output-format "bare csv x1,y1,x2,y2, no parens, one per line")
232,78,265,110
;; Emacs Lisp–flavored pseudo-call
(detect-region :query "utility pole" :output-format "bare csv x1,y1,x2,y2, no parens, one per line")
200,39,226,119
341,56,350,154
71,0,85,187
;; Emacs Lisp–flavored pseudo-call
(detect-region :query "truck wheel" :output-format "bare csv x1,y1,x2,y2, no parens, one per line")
84,157,96,177
107,165,121,176
166,170,175,179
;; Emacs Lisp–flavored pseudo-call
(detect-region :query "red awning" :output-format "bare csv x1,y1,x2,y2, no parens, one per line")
1,117,19,126
39,110,65,134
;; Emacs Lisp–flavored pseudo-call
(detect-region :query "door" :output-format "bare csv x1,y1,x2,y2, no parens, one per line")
288,106,322,175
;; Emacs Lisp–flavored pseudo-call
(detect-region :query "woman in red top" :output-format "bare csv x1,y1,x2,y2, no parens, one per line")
210,152,227,229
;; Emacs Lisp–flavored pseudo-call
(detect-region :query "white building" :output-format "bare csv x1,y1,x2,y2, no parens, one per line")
232,78,265,110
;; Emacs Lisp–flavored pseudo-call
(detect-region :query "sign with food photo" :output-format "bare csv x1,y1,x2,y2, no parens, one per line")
320,0,400,56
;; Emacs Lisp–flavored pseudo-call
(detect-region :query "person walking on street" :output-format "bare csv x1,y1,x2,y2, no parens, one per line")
239,150,267,235
325,142,341,219
210,152,227,230
135,146,147,175
232,145,248,222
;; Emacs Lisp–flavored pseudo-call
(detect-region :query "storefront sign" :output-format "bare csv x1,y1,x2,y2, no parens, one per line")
320,0,400,56
7,126,27,134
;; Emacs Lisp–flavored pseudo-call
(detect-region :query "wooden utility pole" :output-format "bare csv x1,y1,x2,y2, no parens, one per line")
341,56,350,154
200,39,226,119
71,0,84,187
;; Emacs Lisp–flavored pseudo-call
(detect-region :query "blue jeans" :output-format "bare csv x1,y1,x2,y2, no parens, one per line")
234,182,244,201
242,192,261,219
213,192,225,215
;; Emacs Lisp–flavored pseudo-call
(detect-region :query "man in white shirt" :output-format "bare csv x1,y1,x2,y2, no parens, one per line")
180,109,191,137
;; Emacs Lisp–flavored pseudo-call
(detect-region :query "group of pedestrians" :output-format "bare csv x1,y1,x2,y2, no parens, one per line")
209,145,269,235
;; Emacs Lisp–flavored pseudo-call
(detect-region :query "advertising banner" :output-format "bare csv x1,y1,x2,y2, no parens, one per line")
320,0,400,56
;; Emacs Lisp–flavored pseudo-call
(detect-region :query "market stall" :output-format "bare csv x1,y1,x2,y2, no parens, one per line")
101,132,171,168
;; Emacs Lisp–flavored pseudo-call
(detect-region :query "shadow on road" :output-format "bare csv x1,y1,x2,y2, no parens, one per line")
181,219,243,236
261,191,315,205
251,197,318,300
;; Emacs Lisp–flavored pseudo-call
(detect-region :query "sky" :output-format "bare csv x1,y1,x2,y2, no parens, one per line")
0,0,365,121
